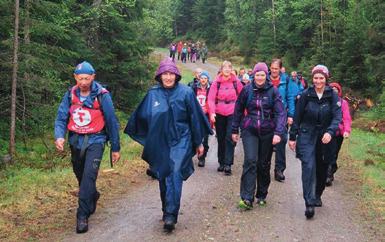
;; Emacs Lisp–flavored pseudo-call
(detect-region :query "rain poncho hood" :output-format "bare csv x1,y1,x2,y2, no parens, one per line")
155,58,181,83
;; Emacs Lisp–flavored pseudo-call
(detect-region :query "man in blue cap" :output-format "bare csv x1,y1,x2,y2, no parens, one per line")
54,61,121,233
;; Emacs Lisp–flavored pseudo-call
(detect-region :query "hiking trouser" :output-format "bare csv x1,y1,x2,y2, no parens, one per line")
159,171,183,223
177,51,181,60
296,130,335,206
70,143,104,219
268,129,287,173
200,114,210,160
240,130,273,201
181,53,187,63
215,114,236,166
329,135,344,175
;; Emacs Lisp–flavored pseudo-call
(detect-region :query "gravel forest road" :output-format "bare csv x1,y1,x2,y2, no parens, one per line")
61,57,379,242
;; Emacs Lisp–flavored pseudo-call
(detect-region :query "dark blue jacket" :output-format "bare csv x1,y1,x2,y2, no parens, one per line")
125,83,212,180
289,86,342,141
54,81,120,152
232,81,286,137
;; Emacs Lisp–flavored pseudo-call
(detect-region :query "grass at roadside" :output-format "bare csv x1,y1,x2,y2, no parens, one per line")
0,113,147,241
339,126,385,235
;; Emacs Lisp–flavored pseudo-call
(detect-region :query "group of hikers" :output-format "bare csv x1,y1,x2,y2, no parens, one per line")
54,56,352,234
169,40,208,64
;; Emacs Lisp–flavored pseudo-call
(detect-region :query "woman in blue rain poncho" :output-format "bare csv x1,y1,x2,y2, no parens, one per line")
125,58,212,232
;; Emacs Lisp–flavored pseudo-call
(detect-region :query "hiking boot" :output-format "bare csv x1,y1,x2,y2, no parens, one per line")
314,198,323,207
256,198,267,206
325,174,334,186
146,168,157,179
90,191,100,215
274,170,285,182
239,199,253,210
163,218,175,232
217,164,224,172
305,206,315,219
198,158,205,167
224,165,232,175
76,218,88,233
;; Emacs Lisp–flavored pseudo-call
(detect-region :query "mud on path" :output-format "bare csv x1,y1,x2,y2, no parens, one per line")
61,59,379,242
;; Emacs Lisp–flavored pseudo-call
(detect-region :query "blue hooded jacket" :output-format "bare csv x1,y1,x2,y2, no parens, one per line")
54,81,120,152
268,73,298,118
124,58,212,180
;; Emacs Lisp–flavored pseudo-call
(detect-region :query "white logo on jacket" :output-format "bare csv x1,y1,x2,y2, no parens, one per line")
72,108,91,126
154,101,160,107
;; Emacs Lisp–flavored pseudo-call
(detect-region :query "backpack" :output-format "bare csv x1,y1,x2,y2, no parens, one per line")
215,81,239,104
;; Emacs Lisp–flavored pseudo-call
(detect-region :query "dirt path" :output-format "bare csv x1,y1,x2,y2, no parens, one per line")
61,58,378,242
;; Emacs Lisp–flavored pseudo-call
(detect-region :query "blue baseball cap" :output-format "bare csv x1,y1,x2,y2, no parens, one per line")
74,61,95,75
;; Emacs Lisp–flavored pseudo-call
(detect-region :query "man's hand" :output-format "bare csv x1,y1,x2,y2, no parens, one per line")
322,133,332,144
112,152,121,164
232,134,239,143
196,145,204,157
55,138,65,151
288,140,296,151
272,135,281,145
287,117,293,126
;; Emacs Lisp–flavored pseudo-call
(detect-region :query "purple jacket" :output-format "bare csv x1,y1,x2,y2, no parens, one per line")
232,81,286,137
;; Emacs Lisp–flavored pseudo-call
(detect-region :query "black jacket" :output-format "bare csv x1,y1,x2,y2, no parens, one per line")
289,86,342,141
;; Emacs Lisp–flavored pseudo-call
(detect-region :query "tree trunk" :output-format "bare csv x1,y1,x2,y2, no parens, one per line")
22,0,31,149
320,0,324,47
9,0,20,159
272,0,277,50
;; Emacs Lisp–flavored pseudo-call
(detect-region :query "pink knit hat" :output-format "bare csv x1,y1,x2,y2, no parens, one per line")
252,62,269,76
311,64,329,78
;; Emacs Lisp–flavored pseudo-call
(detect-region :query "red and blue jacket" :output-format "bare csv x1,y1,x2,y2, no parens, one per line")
54,81,120,152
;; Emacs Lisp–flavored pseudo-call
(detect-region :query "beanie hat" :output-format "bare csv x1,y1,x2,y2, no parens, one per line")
242,73,250,80
252,62,269,76
311,64,329,78
329,82,342,97
74,61,95,75
155,58,181,82
200,71,210,81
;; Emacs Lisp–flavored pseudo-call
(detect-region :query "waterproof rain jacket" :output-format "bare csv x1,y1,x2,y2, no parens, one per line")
232,81,286,137
125,83,212,180
289,86,342,159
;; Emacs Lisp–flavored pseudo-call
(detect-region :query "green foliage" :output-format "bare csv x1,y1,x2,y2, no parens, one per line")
0,0,154,155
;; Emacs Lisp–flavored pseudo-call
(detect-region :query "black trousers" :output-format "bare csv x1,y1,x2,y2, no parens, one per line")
215,114,236,166
71,143,104,218
240,130,273,201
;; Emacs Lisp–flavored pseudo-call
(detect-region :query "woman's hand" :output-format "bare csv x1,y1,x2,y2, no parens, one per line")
232,134,239,143
322,133,332,144
210,113,216,124
288,140,296,151
272,135,281,145
343,132,350,138
196,144,204,157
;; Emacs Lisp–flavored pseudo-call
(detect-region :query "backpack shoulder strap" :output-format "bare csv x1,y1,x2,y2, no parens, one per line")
233,80,239,96
245,85,253,108
215,82,221,104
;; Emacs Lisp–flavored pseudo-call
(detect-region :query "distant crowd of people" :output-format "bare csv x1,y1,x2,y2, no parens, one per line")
169,41,208,64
